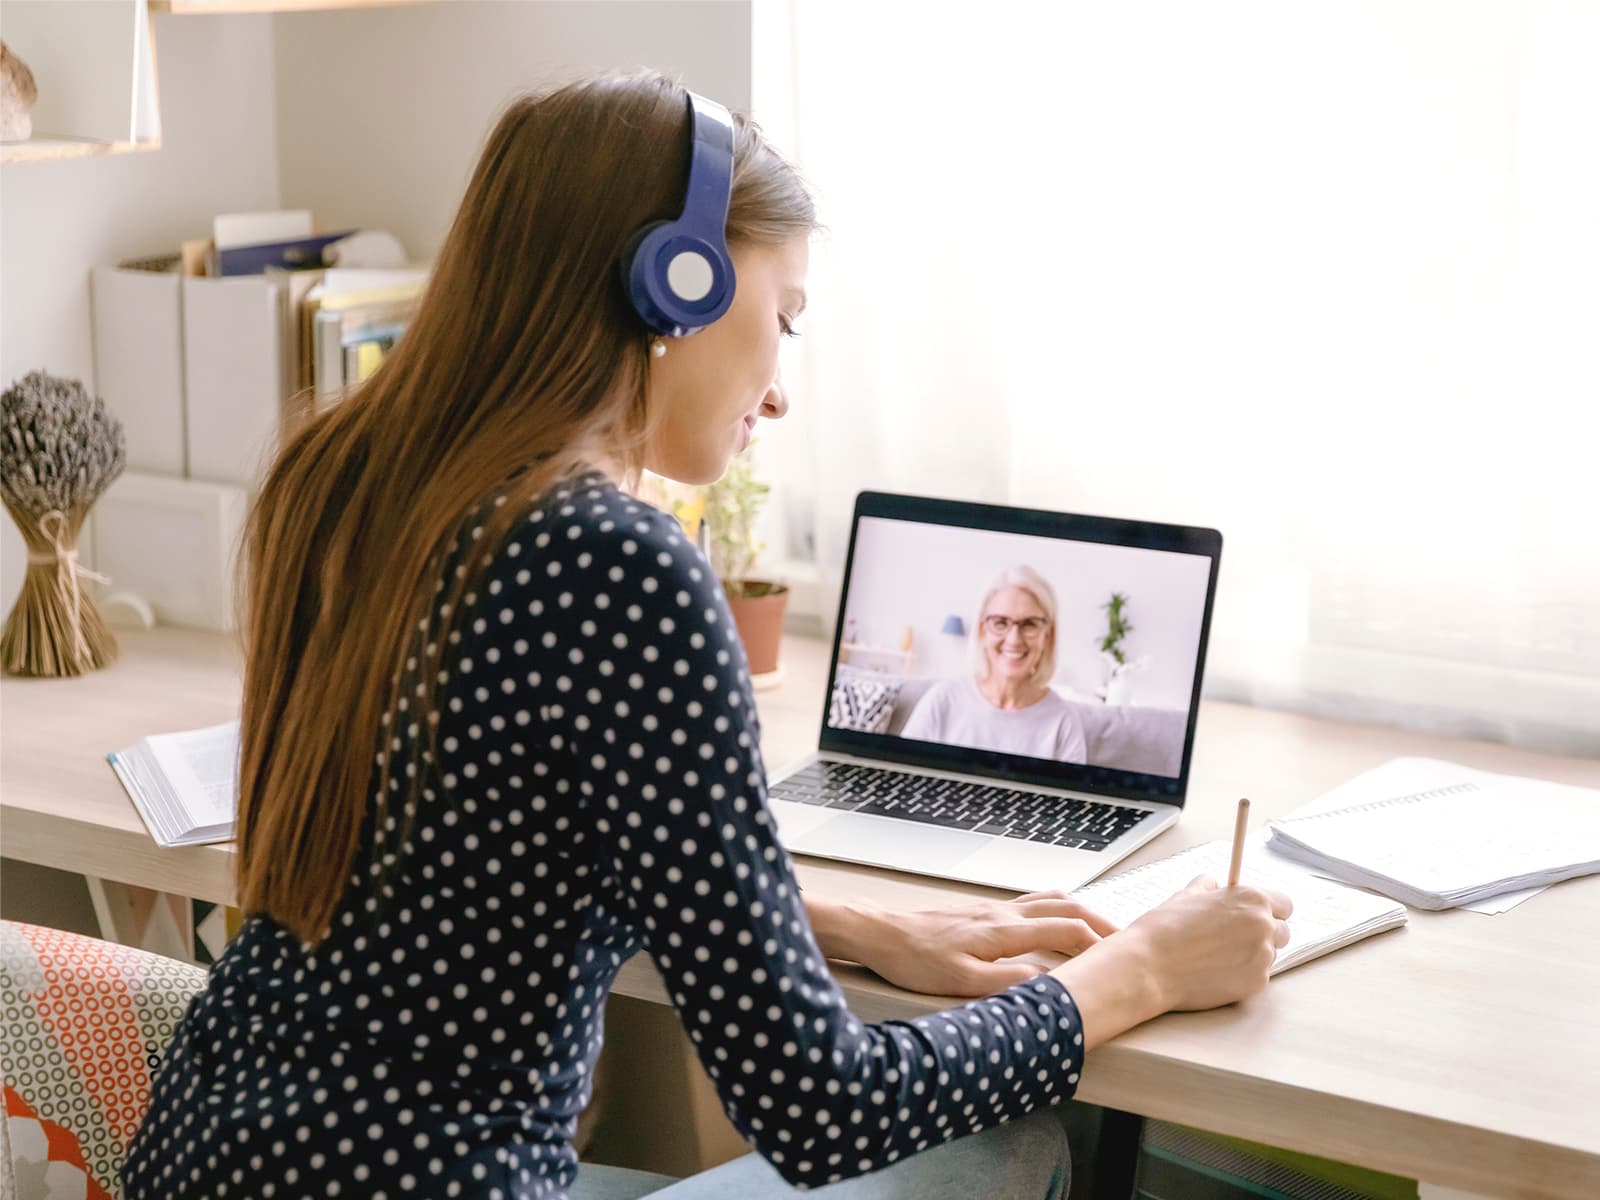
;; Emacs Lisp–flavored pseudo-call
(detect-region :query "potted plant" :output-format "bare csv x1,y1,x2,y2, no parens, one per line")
1095,591,1150,705
701,446,788,680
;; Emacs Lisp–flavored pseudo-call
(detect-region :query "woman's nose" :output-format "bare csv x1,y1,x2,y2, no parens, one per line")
760,376,789,420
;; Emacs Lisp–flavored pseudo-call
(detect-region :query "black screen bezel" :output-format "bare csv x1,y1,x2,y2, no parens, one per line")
816,491,1223,808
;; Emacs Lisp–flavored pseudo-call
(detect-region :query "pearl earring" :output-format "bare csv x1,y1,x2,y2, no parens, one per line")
650,339,666,359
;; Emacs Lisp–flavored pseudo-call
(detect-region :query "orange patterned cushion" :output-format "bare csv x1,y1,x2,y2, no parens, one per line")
1,921,207,1199
4,1085,114,1200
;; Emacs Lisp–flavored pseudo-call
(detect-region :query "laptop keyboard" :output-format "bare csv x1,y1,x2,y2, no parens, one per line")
770,760,1154,852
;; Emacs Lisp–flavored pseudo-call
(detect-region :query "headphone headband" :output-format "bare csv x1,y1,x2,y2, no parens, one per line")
621,91,737,337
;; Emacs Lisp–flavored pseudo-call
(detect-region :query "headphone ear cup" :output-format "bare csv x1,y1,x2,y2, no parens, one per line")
624,220,734,336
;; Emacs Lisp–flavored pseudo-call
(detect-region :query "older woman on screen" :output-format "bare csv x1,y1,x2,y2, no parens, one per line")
901,565,1089,763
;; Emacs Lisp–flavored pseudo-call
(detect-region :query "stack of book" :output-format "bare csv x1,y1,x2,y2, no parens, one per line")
287,268,427,408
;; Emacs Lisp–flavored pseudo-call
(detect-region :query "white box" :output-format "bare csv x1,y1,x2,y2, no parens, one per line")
91,266,187,475
182,276,285,488
91,472,249,632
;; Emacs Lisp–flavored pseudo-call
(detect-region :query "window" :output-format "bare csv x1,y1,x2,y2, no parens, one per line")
753,0,1600,752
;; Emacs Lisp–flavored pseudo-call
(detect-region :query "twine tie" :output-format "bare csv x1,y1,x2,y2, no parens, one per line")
26,510,110,667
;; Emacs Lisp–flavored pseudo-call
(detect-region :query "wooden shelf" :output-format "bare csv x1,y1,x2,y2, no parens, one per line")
153,0,428,13
1,136,161,165
839,642,909,657
838,642,915,673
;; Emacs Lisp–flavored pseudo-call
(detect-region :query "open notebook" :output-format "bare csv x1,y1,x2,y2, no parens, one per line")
108,720,239,848
1071,838,1406,974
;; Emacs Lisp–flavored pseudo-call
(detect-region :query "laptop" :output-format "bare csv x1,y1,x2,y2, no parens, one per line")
767,491,1223,893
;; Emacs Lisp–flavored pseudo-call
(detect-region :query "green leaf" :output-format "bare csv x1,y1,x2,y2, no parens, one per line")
701,443,772,584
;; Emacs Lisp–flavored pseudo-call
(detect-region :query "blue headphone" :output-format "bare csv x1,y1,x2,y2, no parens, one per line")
621,91,737,338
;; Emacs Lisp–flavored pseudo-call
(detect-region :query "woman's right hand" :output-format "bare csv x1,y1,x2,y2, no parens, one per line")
1121,876,1293,1012
1049,876,1292,1048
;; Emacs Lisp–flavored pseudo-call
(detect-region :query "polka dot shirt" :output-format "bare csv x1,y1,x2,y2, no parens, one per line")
124,473,1085,1199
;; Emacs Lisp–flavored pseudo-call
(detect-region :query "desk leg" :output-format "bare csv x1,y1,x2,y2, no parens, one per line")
1091,1107,1144,1200
86,879,195,964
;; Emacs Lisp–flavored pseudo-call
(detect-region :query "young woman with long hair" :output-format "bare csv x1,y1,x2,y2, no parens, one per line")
125,72,1290,1200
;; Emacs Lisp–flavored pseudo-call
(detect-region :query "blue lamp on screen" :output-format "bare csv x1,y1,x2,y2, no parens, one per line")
940,615,966,637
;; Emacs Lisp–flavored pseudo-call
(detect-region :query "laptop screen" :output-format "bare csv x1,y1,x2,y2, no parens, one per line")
818,492,1222,803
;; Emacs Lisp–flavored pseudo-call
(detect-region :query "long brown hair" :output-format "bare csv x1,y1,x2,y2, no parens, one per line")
236,73,816,943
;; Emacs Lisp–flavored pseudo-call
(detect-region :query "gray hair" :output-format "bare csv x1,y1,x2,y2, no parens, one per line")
969,564,1059,689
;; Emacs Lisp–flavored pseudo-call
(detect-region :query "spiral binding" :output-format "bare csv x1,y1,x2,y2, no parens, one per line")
1075,840,1218,896
1277,780,1479,825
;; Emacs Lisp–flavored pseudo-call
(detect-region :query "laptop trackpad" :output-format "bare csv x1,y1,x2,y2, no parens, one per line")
767,799,836,843
787,812,992,875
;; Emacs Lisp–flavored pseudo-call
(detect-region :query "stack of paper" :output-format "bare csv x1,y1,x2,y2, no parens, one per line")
1072,839,1406,974
1265,758,1600,910
108,721,241,848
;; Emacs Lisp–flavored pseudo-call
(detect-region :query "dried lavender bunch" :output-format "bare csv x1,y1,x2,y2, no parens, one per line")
1,369,126,515
1,369,127,676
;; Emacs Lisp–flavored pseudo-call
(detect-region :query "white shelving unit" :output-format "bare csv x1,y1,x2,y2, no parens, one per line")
1,0,423,164
838,642,914,674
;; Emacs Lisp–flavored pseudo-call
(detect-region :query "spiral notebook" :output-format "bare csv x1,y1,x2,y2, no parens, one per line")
1265,758,1600,911
1070,839,1406,974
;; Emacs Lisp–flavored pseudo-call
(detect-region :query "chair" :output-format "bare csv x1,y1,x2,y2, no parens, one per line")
0,920,206,1200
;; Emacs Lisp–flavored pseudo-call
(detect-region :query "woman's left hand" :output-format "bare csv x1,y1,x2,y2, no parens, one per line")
808,892,1120,998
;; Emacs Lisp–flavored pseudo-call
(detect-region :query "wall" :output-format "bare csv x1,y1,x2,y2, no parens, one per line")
840,516,1212,711
271,0,752,264
0,11,282,614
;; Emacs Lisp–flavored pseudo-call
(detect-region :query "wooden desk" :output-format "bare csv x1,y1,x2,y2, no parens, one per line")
3,628,1598,1199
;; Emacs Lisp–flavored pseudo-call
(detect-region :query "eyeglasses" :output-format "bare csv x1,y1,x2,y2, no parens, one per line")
981,615,1049,638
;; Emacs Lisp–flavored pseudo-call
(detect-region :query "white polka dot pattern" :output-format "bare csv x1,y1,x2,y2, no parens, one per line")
124,475,1085,1198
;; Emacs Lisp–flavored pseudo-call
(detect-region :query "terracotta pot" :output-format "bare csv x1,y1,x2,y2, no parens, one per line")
724,580,789,676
